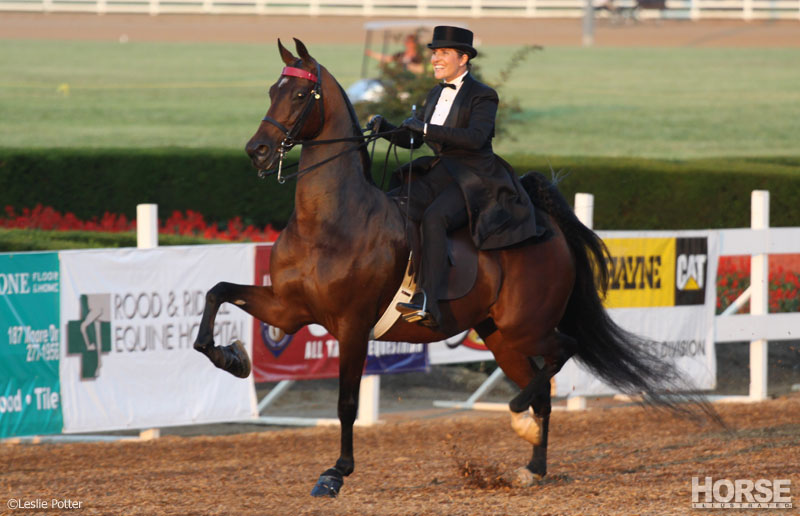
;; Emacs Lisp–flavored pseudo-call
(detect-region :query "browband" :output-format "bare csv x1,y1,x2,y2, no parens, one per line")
282,66,318,83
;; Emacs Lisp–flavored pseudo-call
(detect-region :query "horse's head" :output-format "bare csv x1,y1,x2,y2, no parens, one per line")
246,38,326,172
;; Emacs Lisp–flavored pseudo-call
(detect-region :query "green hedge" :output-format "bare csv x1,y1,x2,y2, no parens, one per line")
0,228,216,252
2,149,798,230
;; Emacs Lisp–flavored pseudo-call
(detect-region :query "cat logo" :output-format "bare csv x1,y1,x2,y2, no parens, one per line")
603,236,709,308
675,238,708,305
676,254,707,291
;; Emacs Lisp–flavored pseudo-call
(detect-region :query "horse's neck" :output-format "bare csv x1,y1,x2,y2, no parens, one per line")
293,110,374,227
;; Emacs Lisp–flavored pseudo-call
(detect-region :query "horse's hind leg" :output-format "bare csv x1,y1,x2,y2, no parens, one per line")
481,328,575,486
194,281,307,377
514,333,575,484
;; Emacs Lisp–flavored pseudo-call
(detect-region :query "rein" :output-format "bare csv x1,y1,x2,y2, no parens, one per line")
257,127,404,184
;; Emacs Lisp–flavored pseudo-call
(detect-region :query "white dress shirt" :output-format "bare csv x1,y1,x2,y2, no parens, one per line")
425,70,468,134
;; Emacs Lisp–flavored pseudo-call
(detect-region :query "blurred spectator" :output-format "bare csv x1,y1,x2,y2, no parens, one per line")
366,34,424,75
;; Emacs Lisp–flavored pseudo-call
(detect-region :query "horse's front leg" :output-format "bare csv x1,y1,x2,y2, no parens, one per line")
194,281,307,377
311,328,369,498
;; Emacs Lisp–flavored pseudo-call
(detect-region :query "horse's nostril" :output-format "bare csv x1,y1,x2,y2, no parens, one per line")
246,141,271,159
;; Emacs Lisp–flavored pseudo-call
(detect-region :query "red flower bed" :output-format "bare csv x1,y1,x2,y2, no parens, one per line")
717,255,800,314
2,204,279,243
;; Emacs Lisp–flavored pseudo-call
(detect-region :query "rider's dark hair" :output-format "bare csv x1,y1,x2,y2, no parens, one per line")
456,50,473,71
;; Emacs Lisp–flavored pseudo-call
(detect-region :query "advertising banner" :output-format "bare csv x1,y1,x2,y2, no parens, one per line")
59,245,258,433
0,252,63,438
427,329,493,365
251,245,427,382
427,231,718,398
555,231,719,397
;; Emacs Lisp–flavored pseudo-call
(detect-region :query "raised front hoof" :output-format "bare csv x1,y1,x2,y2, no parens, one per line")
508,467,543,488
310,470,343,498
510,409,543,446
223,340,252,378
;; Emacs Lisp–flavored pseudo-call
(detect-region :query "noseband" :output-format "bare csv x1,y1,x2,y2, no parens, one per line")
261,62,325,183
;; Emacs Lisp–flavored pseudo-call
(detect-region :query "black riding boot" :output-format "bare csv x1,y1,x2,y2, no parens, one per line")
396,183,466,329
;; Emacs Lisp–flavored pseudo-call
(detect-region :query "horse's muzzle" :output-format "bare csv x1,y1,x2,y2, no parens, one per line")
245,140,275,171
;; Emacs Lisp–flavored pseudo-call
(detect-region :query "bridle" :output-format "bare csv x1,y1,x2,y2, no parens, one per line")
257,61,405,185
261,62,325,183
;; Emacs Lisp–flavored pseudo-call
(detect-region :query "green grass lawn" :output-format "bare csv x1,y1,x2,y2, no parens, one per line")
2,39,799,160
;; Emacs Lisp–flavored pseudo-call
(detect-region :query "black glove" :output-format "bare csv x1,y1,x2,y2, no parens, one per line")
368,114,384,132
400,117,424,134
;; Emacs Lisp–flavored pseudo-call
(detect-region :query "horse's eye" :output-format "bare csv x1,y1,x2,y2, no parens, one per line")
297,92,306,99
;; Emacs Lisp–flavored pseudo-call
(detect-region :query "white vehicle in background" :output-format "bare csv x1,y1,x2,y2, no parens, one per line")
346,20,469,104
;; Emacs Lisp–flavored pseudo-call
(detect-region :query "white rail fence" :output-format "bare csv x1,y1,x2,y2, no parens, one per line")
1,0,798,19
254,189,799,426
94,192,800,434
436,189,800,416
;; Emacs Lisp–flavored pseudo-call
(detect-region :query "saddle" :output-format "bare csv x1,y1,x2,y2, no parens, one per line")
370,207,553,339
370,228,474,340
407,224,478,302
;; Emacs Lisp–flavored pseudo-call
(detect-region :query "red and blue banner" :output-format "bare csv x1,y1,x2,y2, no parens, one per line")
251,245,428,382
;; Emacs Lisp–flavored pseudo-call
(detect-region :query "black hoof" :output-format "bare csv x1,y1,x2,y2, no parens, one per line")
310,470,343,498
223,340,251,378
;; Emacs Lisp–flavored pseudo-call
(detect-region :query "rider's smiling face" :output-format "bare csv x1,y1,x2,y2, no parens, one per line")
430,48,468,83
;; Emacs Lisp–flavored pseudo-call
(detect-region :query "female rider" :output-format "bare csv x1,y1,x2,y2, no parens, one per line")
372,26,543,329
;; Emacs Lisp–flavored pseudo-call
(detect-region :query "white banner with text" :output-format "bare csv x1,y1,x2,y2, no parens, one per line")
58,245,257,433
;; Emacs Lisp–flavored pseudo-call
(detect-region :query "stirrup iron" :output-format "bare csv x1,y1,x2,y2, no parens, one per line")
400,291,428,324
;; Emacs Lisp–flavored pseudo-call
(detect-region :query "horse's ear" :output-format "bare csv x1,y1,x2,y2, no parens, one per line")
293,38,315,67
278,39,296,66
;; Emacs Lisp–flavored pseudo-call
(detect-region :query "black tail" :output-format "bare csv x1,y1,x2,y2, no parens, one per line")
521,172,721,423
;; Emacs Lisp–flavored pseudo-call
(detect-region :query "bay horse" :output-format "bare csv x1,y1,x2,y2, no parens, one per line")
194,39,697,497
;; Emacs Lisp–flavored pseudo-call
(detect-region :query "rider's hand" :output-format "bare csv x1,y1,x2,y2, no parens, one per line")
400,117,424,135
368,114,384,132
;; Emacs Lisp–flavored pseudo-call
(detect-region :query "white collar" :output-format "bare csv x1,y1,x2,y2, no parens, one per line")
444,70,469,87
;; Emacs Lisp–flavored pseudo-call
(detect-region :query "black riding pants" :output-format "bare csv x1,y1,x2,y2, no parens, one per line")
419,183,469,310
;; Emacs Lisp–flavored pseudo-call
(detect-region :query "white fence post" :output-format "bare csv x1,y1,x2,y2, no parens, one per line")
471,0,481,17
574,193,594,230
566,193,594,411
525,0,537,17
582,0,595,47
356,374,380,426
749,191,769,400
690,0,700,20
136,204,158,250
136,204,160,439
743,0,753,20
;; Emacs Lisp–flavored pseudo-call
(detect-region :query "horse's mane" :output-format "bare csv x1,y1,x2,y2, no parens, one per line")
293,58,374,185
332,77,374,186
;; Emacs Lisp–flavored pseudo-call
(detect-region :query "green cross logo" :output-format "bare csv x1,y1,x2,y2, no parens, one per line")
66,294,112,379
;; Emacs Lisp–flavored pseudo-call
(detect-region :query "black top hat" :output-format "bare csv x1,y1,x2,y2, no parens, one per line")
427,26,477,59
